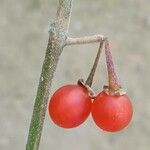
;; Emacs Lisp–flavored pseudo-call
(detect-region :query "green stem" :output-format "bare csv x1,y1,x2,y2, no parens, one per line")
26,1,73,150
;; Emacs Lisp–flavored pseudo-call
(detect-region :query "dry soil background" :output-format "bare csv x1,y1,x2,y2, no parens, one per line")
0,0,150,149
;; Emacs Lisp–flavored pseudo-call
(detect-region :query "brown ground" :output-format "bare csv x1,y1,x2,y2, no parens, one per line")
0,0,150,149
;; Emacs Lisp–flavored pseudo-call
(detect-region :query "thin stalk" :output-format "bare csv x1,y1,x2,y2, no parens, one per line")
85,41,104,87
66,35,104,45
104,38,120,90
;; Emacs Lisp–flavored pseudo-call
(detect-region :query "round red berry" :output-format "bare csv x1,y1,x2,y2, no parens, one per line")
91,91,133,132
49,84,91,128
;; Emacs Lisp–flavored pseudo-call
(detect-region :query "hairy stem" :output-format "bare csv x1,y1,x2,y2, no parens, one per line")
66,35,104,45
56,0,73,31
26,1,73,150
85,41,104,87
104,38,120,90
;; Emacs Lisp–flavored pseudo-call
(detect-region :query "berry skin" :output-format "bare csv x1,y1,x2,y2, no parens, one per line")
49,84,91,128
91,91,133,132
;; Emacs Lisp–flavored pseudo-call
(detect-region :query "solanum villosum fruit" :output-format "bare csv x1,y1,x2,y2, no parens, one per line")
49,84,91,128
92,91,133,132
91,39,133,132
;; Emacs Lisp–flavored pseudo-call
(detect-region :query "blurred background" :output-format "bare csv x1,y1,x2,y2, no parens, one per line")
0,0,150,149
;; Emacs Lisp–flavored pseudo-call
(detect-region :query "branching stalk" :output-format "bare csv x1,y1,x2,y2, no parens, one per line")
66,35,104,45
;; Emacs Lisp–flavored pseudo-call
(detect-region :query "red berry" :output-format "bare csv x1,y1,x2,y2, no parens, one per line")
49,84,91,128
92,91,133,132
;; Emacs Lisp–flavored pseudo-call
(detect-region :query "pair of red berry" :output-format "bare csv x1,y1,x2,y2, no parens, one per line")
48,39,133,132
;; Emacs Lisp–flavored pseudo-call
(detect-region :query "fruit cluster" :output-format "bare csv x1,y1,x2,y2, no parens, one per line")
48,39,133,132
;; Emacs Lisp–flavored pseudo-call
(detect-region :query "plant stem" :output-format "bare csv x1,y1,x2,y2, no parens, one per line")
26,1,73,150
85,41,104,87
66,35,104,45
56,0,73,31
104,38,120,90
